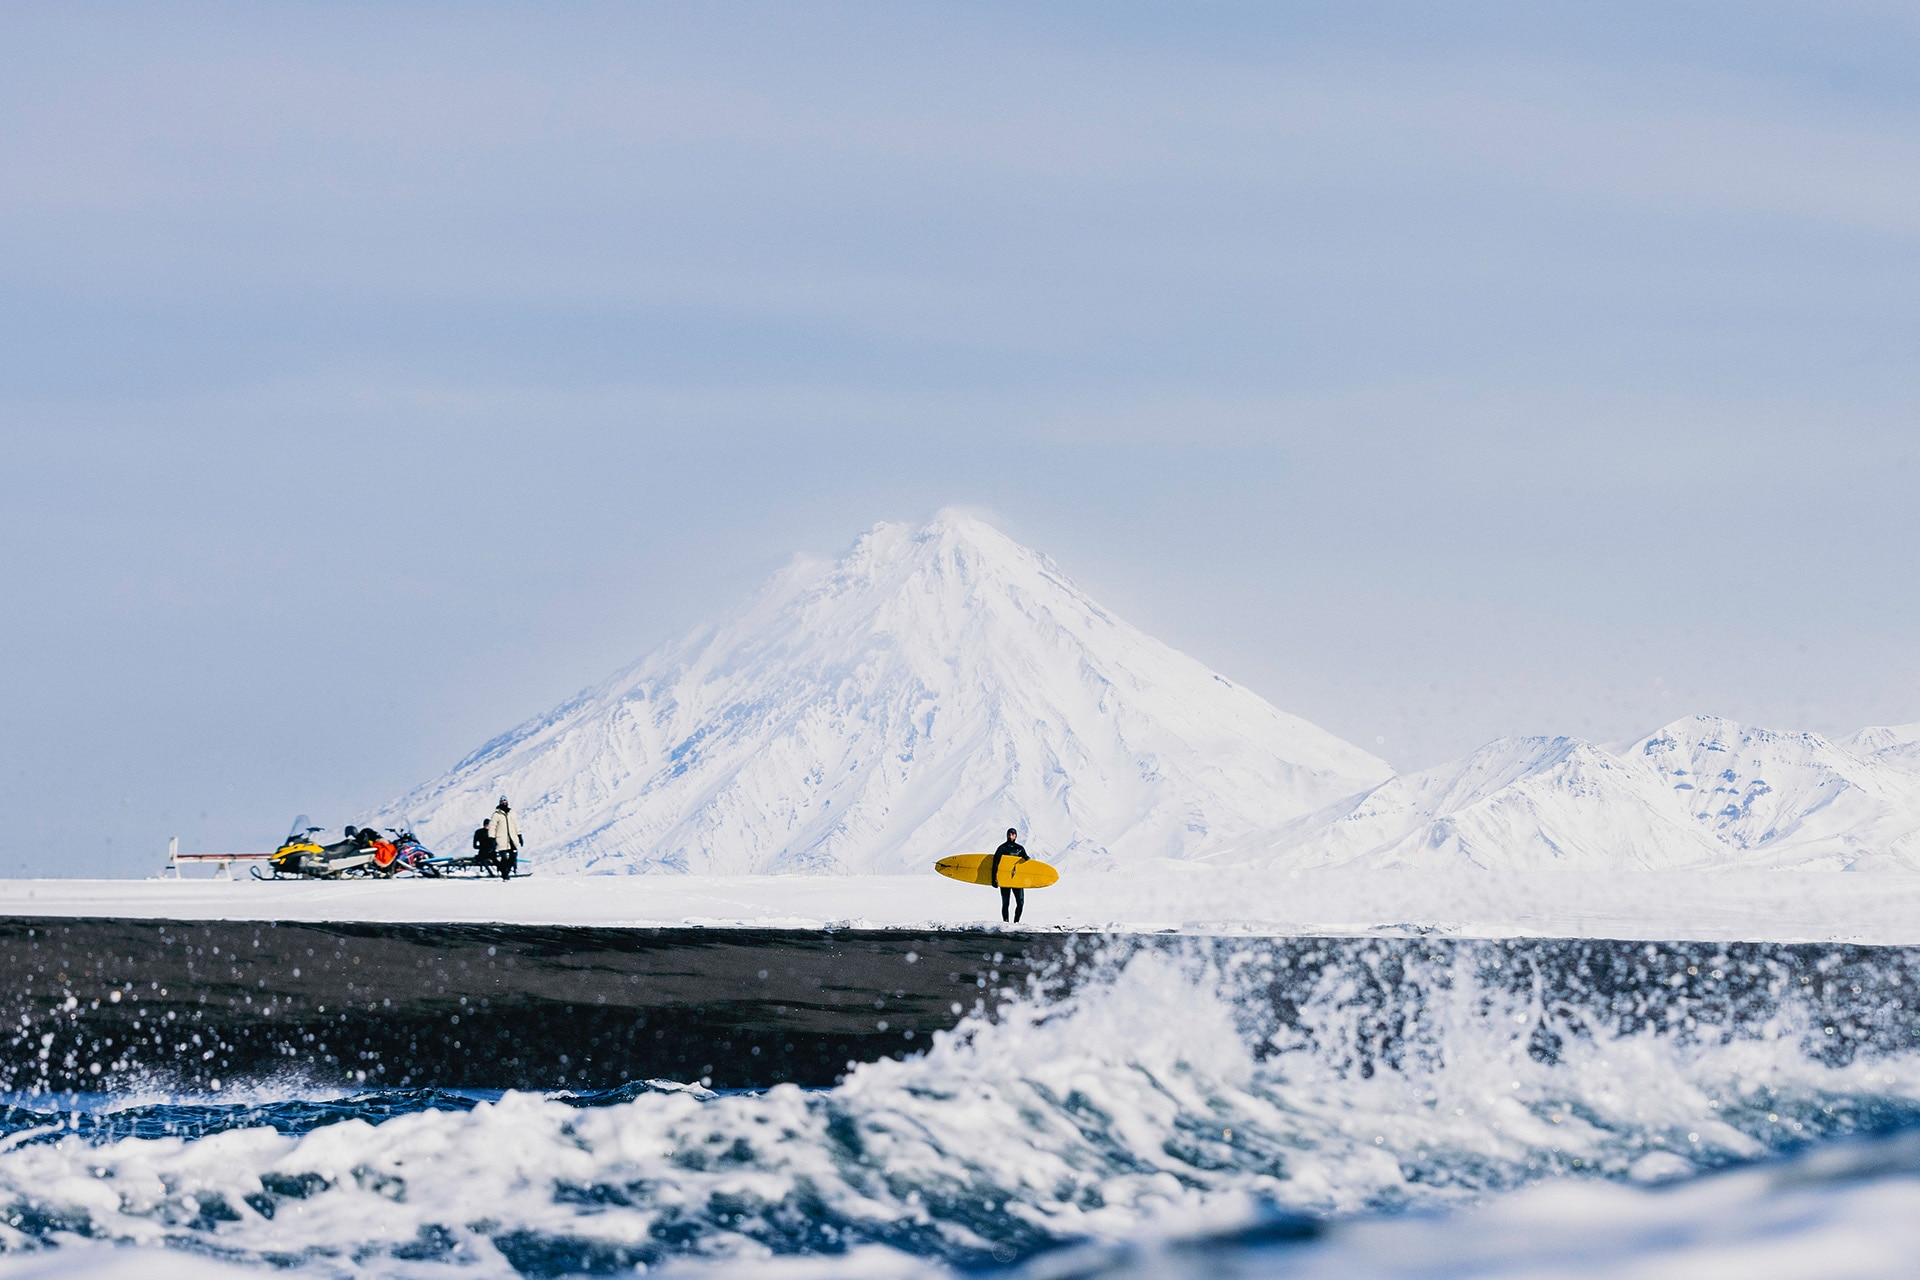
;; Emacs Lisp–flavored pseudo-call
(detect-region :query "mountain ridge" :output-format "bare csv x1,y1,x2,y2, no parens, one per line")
1231,713,1920,871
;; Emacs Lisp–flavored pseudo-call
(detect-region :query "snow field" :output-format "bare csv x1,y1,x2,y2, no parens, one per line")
10,867,1920,943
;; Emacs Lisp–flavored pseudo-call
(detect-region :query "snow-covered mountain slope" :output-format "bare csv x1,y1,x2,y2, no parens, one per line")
1224,714,1920,872
1255,735,1728,871
1843,723,1920,777
1624,717,1920,869
374,512,1392,874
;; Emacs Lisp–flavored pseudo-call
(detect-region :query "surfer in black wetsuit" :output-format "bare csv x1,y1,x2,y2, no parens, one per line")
991,828,1029,923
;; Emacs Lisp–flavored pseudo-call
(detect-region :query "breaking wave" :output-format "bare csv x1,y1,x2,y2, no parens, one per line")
0,938,1918,1276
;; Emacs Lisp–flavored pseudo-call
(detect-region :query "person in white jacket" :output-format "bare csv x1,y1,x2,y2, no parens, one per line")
484,797,524,878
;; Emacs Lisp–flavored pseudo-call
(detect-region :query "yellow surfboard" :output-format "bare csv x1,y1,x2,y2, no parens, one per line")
935,853,1060,889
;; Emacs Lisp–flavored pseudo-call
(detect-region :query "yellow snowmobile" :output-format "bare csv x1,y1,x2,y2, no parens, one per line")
258,815,380,879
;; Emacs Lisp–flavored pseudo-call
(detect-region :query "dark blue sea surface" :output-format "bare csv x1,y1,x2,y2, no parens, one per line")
0,927,1915,1277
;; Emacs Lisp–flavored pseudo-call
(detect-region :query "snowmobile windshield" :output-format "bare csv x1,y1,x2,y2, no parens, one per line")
286,814,314,842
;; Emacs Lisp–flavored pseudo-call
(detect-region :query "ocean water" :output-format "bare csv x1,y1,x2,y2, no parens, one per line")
0,936,1917,1277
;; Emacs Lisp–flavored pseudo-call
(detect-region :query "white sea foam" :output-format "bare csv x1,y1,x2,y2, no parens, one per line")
0,946,1915,1276
1041,1129,1920,1279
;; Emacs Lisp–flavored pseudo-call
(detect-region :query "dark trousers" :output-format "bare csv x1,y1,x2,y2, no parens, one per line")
1000,887,1024,922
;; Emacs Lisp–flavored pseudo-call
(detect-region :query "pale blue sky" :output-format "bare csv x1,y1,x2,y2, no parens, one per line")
3,1,1918,874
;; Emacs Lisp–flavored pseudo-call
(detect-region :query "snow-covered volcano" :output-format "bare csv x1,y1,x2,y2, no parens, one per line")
377,512,1392,874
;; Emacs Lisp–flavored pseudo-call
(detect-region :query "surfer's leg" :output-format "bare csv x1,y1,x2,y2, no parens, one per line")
1013,888,1025,922
1000,887,1012,921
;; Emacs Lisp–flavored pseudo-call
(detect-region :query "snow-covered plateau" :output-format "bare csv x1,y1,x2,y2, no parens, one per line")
368,511,1920,879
